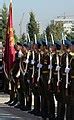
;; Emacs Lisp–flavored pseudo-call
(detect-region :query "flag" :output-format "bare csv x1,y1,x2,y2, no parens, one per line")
4,1,15,77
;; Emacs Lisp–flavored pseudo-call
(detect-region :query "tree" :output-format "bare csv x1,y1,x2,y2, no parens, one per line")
46,21,64,41
27,12,39,41
53,21,64,40
46,25,51,41
2,2,8,43
67,33,74,40
19,33,27,44
13,30,19,44
21,33,26,43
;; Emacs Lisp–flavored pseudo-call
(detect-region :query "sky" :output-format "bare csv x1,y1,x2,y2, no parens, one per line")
0,0,74,36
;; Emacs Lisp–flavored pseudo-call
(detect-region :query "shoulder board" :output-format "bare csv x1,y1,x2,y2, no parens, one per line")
69,52,74,56
52,52,55,55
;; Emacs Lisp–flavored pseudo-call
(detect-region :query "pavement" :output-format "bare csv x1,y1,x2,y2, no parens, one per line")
0,93,43,120
0,92,66,120
0,92,10,103
0,105,43,120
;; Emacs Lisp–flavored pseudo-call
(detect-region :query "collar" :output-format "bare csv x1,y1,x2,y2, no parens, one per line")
69,52,74,56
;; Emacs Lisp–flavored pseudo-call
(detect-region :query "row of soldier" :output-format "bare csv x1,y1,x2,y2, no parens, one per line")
4,35,74,120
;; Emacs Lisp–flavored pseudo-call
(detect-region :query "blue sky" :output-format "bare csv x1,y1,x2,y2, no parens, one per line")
0,0,74,36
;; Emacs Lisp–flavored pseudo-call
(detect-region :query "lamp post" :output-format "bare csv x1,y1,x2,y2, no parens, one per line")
19,12,25,38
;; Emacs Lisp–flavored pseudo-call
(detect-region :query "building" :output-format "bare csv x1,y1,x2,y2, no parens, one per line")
51,15,74,34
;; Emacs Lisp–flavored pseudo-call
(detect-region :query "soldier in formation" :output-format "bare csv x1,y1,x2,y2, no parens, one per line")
4,34,74,120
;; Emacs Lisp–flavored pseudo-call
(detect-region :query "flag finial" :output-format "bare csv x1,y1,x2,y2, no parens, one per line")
10,0,12,3
51,33,54,45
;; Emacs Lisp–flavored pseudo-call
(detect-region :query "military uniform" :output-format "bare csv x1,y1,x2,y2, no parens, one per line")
31,49,41,114
51,46,63,120
25,50,33,110
18,51,27,109
10,43,23,107
54,52,69,120
19,49,32,110
56,51,66,120
40,47,55,120
10,49,20,103
66,45,74,120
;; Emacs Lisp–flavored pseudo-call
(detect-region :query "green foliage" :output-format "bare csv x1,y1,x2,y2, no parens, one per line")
2,2,8,43
46,21,64,41
28,12,40,41
54,22,64,40
67,33,74,40
20,33,26,44
46,25,51,41
13,30,19,43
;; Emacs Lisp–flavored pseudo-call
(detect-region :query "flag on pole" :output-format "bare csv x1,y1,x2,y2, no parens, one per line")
4,1,15,77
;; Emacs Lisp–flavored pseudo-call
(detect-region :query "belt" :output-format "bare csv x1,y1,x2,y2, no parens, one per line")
71,76,74,79
42,71,49,73
62,73,66,75
54,72,57,75
29,67,33,70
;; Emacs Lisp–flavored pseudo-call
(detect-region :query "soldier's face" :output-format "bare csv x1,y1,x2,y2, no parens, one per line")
22,46,26,53
71,45,74,52
16,45,21,51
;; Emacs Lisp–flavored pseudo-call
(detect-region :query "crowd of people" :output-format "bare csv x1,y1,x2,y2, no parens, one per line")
3,38,74,120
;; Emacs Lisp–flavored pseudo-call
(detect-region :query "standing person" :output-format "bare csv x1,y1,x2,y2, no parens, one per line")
3,44,9,94
56,40,71,120
50,43,59,120
40,41,55,120
29,42,41,115
66,41,74,120
24,45,32,111
17,43,28,110
19,43,31,110
9,42,23,106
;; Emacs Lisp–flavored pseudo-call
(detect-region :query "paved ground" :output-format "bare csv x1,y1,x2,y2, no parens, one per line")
0,105,43,120
0,92,10,103
0,93,44,120
0,92,66,120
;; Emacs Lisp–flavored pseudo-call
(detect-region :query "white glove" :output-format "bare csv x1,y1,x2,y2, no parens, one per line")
48,64,52,69
31,60,35,65
56,66,60,71
37,63,42,68
65,67,70,73
18,50,23,58
27,79,30,83
25,59,29,64
16,70,20,78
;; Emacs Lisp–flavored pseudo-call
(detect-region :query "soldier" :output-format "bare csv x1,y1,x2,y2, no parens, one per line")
30,41,41,115
3,44,9,94
9,42,23,106
56,39,71,120
24,45,33,111
20,43,32,110
16,43,28,110
50,42,60,120
66,41,74,120
40,40,55,120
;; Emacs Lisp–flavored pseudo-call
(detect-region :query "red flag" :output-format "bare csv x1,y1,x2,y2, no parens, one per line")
4,2,15,76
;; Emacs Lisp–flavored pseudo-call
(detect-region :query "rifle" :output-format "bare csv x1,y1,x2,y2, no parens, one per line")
3,61,9,79
65,53,70,96
56,52,61,93
23,50,30,75
48,51,52,91
31,50,35,84
37,52,42,82
19,50,30,84
35,52,42,95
